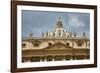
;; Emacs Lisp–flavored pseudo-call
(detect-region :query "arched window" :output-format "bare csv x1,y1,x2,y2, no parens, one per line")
54,55,63,61
33,40,41,47
65,55,71,60
78,43,82,47
34,44,39,47
46,56,53,61
77,40,83,47
31,57,41,62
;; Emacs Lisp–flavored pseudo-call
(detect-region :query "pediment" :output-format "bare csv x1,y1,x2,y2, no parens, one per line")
43,42,72,50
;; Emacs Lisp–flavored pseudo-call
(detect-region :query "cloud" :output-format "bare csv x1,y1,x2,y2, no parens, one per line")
68,14,85,28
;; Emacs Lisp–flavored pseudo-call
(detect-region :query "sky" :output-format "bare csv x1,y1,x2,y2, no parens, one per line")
22,10,90,38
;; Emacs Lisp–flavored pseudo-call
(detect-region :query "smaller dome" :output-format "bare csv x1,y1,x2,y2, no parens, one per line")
56,17,63,28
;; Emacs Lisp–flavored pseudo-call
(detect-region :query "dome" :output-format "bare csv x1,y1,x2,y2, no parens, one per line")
56,17,63,28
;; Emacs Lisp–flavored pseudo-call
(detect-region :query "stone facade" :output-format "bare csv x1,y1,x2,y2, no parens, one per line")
22,17,90,62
